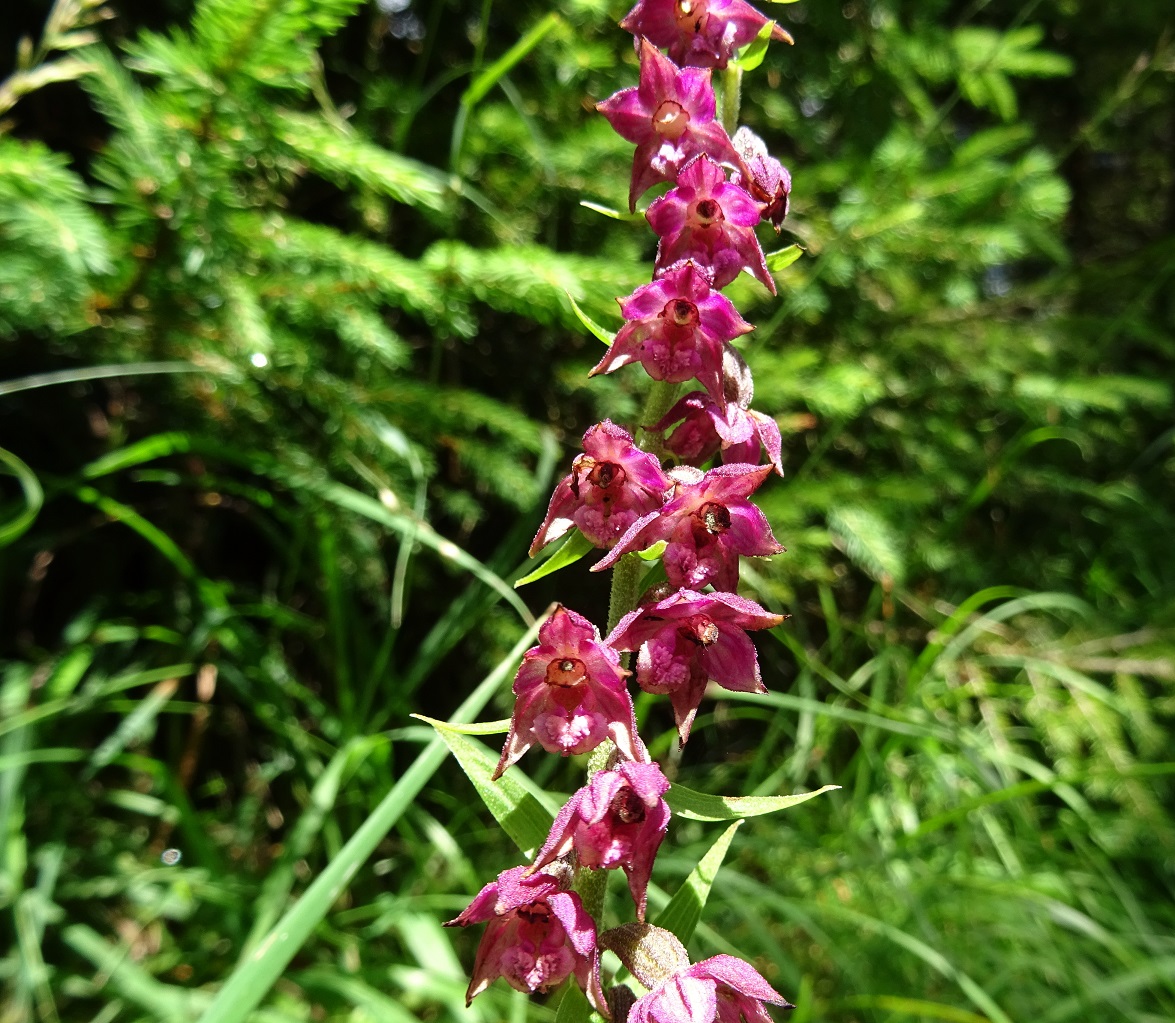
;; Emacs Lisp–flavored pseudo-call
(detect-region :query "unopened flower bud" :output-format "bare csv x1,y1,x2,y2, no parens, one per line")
599,923,691,990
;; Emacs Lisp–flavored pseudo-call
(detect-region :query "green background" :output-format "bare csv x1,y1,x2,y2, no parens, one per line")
0,1,1172,1021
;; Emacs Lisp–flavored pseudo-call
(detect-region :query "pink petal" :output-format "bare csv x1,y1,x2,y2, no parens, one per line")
676,66,718,121
530,478,579,555
748,410,784,476
712,180,762,225
637,37,680,108
725,502,784,556
646,189,690,238
691,954,790,1004
591,508,666,574
701,628,765,693
597,87,649,145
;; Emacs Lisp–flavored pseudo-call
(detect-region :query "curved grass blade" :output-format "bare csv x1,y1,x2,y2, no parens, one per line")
0,447,43,548
462,13,562,109
63,924,202,1019
812,902,1015,1023
194,618,545,1023
666,783,839,822
242,735,389,956
838,995,991,1023
653,820,742,945
1038,956,1175,1023
77,432,534,624
83,677,179,780
912,588,1090,687
0,361,200,397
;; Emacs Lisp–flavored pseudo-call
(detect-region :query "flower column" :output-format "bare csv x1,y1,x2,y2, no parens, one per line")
447,5,799,1019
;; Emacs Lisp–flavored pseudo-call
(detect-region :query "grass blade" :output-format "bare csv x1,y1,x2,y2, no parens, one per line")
194,616,546,1023
0,446,43,547
462,14,562,109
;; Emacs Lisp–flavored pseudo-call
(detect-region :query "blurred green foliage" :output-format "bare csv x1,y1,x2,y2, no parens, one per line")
0,0,1172,1021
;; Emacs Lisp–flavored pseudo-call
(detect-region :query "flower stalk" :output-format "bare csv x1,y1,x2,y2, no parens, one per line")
449,4,800,1018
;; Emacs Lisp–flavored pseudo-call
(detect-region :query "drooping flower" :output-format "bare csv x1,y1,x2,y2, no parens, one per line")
647,155,775,293
589,261,753,409
494,606,641,779
607,588,784,744
593,463,783,592
620,0,794,70
652,391,783,475
629,954,792,1023
597,38,739,211
445,865,608,1013
531,420,671,556
731,126,791,231
530,761,671,921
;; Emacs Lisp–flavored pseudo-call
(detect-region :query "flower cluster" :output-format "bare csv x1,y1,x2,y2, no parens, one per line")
448,5,796,1019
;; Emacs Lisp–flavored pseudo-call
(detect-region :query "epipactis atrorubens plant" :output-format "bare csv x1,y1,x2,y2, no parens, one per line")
444,4,813,1020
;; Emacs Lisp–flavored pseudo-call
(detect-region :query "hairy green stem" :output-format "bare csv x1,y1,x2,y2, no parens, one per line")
721,65,743,135
607,551,645,635
575,864,608,921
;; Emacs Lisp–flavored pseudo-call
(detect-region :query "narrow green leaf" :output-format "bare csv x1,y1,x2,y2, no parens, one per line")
412,716,557,856
765,244,804,272
731,21,776,71
417,718,510,736
515,531,596,588
652,820,742,944
194,620,543,1023
0,447,43,548
579,200,644,222
665,783,839,822
566,291,617,345
462,13,562,109
838,995,991,1023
